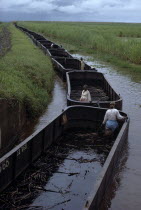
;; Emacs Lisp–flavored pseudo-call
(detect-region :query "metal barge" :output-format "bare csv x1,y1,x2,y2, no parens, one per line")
46,49,73,58
52,57,97,81
67,71,122,110
0,106,129,209
36,40,72,58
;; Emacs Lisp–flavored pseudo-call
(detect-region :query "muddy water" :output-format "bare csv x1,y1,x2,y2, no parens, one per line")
72,54,141,210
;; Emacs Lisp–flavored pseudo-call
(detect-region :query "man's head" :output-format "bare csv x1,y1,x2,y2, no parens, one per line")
83,84,88,90
110,101,115,108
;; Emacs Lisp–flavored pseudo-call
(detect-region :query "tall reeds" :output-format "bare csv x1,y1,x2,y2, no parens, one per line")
19,21,141,65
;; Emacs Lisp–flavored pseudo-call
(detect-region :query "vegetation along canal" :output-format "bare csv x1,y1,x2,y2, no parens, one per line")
17,52,141,209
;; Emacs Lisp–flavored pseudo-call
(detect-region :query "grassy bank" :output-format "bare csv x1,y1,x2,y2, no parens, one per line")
18,21,141,72
0,24,54,118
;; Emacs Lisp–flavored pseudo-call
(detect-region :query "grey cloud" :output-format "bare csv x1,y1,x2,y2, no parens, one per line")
0,0,141,22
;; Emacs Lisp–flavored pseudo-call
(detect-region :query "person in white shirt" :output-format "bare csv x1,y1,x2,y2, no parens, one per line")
102,102,125,136
80,85,91,102
51,43,54,48
80,57,85,70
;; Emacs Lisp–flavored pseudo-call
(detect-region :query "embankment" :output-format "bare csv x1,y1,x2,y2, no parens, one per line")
0,24,54,155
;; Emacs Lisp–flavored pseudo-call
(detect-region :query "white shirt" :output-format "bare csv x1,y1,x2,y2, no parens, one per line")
81,60,85,70
80,90,91,102
103,108,124,124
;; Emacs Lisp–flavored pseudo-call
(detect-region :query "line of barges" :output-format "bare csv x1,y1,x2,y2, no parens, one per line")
0,24,129,210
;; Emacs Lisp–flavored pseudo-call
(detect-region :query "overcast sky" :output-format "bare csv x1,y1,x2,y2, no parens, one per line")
0,0,141,22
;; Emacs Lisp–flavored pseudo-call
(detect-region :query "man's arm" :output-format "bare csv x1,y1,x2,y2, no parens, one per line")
116,110,124,120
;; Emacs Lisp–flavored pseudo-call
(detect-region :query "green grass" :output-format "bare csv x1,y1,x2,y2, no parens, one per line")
18,21,141,71
0,24,54,118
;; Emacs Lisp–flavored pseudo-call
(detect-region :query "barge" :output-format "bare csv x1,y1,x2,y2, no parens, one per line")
52,57,96,81
67,71,122,109
46,49,73,58
0,106,129,209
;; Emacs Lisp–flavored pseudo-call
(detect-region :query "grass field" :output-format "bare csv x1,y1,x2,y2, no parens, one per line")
18,21,141,72
0,24,54,118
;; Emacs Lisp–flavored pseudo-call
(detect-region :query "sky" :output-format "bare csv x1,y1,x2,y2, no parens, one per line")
0,0,141,23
